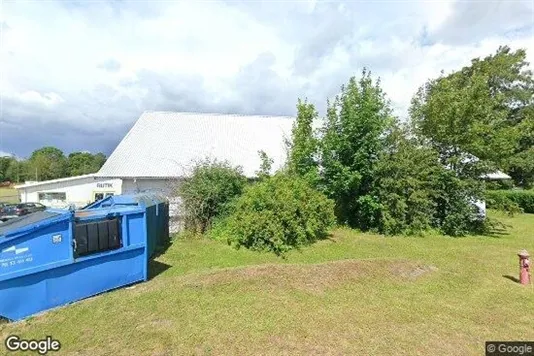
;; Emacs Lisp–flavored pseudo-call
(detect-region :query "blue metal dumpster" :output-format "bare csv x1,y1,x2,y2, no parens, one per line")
83,193,170,258
0,194,169,321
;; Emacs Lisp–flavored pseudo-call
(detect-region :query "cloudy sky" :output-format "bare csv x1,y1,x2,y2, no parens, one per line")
1,0,533,158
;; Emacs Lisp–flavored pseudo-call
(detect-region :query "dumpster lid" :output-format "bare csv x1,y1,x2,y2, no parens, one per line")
0,211,67,237
83,193,167,210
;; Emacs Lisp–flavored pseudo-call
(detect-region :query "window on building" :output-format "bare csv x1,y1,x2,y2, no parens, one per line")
38,192,67,201
93,192,115,202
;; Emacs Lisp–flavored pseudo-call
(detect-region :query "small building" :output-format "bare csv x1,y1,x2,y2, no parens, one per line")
15,174,122,209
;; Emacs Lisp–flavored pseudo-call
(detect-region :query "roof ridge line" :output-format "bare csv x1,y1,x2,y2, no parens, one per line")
142,111,295,119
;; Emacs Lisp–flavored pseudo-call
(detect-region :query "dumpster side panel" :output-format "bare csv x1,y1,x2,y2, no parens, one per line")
156,201,169,248
127,213,146,246
0,246,145,321
0,219,72,282
146,204,157,259
164,202,170,243
0,194,170,321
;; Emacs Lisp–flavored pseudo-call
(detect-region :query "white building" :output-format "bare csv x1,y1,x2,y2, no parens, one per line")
16,111,295,229
16,174,122,209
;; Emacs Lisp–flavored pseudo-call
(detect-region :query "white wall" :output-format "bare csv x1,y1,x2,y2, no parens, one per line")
19,176,185,232
121,178,177,195
18,177,123,208
121,178,183,232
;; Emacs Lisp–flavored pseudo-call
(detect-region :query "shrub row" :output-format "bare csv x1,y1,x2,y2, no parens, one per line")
485,189,534,214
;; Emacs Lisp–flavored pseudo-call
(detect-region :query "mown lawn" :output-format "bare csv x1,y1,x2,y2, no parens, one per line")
0,187,19,204
1,211,533,355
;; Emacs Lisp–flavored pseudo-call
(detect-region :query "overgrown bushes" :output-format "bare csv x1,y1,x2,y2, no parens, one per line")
177,65,522,254
210,173,336,255
486,190,534,214
177,159,246,234
285,71,492,237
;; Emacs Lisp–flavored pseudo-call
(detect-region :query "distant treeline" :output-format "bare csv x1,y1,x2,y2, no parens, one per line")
0,147,107,183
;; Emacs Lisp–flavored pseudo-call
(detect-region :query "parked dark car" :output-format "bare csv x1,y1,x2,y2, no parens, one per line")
16,203,47,215
0,203,47,222
0,204,17,222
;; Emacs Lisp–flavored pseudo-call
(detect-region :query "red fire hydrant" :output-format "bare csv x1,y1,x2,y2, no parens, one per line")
518,249,531,286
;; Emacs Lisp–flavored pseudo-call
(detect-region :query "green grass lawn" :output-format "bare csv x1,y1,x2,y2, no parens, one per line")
1,211,534,355
0,187,19,203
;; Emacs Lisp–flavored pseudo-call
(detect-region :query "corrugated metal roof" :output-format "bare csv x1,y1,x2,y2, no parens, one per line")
97,111,295,178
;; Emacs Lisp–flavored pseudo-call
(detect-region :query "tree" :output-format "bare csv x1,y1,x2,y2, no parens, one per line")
92,153,107,172
286,99,320,186
0,157,15,182
410,46,534,186
319,69,395,229
373,123,437,235
374,123,486,236
5,160,29,183
256,150,274,180
68,152,95,176
0,148,107,183
28,147,68,181
67,152,107,176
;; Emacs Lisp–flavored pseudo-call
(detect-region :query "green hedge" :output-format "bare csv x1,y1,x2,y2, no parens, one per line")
485,190,534,214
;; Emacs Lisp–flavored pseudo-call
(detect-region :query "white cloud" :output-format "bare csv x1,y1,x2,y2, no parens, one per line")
1,0,533,157
16,91,65,107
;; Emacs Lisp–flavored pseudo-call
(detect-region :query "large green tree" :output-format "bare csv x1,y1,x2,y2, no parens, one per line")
410,46,534,186
28,147,68,181
0,156,15,182
1,148,107,183
68,151,107,176
92,153,107,171
374,123,486,236
319,69,395,229
5,160,29,183
283,69,488,236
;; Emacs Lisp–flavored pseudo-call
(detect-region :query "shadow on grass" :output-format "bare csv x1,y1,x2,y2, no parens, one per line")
319,232,337,243
148,236,173,280
152,237,173,259
148,260,173,280
484,229,511,238
478,220,512,238
503,274,520,284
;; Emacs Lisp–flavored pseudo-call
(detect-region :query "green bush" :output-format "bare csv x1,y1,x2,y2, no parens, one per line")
485,180,515,190
372,127,490,237
486,190,534,214
211,173,336,255
177,159,247,234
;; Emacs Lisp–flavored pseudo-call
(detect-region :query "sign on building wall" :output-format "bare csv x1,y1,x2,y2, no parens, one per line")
96,183,113,188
